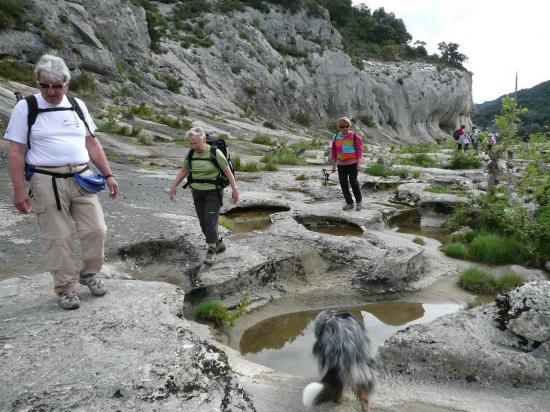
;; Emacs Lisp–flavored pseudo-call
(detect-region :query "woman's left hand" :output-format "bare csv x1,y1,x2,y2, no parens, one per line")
231,187,239,204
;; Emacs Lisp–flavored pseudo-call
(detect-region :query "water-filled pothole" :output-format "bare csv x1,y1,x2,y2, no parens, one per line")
388,208,452,243
295,216,363,236
239,301,462,377
363,180,402,192
221,206,290,233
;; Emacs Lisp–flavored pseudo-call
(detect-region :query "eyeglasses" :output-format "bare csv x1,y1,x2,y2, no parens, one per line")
338,125,349,129
37,82,66,90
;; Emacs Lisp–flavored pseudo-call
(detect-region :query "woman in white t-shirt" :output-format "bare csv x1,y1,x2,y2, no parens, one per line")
4,54,120,310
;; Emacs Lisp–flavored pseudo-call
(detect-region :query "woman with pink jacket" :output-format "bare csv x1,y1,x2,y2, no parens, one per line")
331,117,363,211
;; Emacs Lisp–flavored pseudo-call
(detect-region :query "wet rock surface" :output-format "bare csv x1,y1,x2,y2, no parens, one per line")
379,281,550,388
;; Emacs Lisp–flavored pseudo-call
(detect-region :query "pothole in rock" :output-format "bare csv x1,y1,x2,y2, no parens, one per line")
220,206,290,233
237,301,462,377
118,236,202,289
294,216,363,236
388,208,452,243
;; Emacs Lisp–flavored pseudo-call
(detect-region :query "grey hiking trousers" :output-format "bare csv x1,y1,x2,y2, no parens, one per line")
191,188,223,244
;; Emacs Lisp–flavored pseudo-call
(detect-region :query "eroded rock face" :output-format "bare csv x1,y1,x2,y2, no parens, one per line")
379,281,550,388
0,1,473,144
0,274,254,411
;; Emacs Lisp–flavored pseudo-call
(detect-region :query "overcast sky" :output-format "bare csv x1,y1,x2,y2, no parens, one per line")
352,0,550,103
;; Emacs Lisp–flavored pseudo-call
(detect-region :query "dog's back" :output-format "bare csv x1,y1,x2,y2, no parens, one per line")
303,310,375,410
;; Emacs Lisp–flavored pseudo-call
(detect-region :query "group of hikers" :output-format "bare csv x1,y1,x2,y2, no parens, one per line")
4,54,366,310
453,124,497,153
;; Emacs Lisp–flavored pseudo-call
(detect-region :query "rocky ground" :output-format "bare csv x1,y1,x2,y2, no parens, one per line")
1,129,549,411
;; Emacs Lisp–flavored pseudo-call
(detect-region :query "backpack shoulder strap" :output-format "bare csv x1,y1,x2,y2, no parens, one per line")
66,95,94,137
25,95,38,149
209,146,221,170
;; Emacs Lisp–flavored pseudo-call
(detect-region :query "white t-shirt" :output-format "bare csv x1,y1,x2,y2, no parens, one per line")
3,94,97,166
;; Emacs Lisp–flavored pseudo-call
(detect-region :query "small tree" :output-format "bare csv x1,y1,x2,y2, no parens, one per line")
437,42,468,68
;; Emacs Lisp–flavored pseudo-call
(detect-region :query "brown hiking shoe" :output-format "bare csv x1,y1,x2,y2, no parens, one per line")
59,291,80,310
343,203,354,210
215,238,226,254
79,273,107,296
356,202,363,211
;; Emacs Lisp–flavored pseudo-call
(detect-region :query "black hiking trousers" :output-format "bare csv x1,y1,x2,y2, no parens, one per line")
192,188,223,245
337,163,362,205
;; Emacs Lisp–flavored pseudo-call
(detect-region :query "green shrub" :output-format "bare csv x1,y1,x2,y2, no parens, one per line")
252,134,272,145
263,120,277,129
165,75,182,93
293,112,311,127
442,242,469,259
262,148,305,165
194,299,229,327
425,185,449,194
296,174,309,181
468,234,523,265
464,230,479,243
0,59,34,84
0,0,26,30
495,271,524,293
449,152,482,169
244,85,256,96
130,102,154,120
365,163,411,178
412,236,425,245
263,161,278,171
358,114,374,127
399,153,438,168
43,31,64,49
70,72,96,95
399,143,438,153
111,87,132,99
458,267,495,294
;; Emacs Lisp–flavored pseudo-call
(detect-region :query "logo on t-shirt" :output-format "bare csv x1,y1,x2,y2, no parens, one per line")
63,116,80,128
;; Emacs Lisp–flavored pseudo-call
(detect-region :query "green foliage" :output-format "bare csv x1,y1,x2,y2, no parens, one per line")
399,153,438,168
358,114,374,127
437,41,467,68
459,267,524,295
266,37,307,58
468,233,524,264
399,143,438,153
261,142,306,165
365,163,411,178
0,59,34,84
293,112,311,127
0,0,26,30
130,102,154,120
43,31,64,49
165,75,182,93
173,0,212,20
493,96,528,146
449,152,482,169
70,72,96,96
194,291,250,328
252,133,272,145
244,85,257,97
412,236,425,245
296,173,309,181
442,242,469,259
263,120,277,129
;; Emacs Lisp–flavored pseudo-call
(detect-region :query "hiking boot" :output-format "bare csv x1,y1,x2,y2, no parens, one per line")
356,202,363,211
204,247,216,266
215,238,226,254
59,291,80,310
343,203,354,210
79,273,107,296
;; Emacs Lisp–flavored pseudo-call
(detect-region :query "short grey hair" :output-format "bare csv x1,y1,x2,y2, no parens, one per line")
34,54,71,82
185,127,206,142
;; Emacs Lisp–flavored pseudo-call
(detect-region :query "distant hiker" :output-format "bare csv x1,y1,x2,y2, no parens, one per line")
458,132,470,152
4,54,120,310
470,126,479,153
331,117,363,211
487,131,497,151
169,127,238,266
453,125,465,152
522,131,531,147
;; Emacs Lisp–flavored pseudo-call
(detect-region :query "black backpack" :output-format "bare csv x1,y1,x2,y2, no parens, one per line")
183,133,234,189
452,129,461,140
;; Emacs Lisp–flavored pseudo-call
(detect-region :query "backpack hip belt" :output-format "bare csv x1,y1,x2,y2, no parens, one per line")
28,165,90,211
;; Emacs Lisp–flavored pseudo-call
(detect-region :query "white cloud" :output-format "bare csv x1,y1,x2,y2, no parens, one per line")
352,0,550,102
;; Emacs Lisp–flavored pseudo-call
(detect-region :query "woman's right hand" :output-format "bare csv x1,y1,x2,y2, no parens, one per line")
169,184,177,201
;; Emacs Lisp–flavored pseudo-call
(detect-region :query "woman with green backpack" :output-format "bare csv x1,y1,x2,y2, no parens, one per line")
169,127,239,266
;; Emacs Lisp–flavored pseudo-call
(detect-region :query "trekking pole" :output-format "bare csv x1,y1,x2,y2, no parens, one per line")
321,168,333,186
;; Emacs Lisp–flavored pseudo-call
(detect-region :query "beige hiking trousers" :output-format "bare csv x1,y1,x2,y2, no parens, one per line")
30,165,107,294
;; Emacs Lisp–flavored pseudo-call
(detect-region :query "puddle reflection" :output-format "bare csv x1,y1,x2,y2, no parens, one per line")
221,207,289,233
239,301,462,377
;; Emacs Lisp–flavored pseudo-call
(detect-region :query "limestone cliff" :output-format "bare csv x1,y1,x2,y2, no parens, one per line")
0,0,473,143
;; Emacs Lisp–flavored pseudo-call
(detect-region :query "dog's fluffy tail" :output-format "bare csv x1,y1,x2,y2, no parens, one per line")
303,380,343,409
